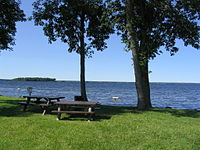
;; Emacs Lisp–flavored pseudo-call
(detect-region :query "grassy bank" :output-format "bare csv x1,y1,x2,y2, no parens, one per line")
0,96,200,150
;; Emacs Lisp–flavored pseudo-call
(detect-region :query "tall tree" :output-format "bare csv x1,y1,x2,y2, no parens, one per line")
107,0,200,109
0,0,25,50
32,0,113,101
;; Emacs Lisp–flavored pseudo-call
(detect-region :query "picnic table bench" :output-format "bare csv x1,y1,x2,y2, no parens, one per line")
17,96,65,115
52,101,99,121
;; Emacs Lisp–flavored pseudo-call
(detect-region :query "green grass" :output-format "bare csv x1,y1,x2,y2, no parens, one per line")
0,96,200,150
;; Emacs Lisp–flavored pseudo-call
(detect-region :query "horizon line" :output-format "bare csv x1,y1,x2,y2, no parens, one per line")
0,78,199,84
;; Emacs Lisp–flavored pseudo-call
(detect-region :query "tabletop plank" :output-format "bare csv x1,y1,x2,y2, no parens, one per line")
23,96,65,99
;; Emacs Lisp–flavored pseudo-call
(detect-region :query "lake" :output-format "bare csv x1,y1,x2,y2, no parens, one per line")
0,80,200,110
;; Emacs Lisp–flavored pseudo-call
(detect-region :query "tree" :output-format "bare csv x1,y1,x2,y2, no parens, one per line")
107,0,200,110
0,0,25,50
32,0,113,101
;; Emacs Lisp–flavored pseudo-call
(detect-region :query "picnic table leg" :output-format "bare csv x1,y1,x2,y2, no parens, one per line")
42,109,46,115
57,105,61,120
42,99,50,115
88,107,93,122
23,97,31,111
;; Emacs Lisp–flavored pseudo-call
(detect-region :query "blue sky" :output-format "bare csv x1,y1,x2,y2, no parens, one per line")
0,0,199,83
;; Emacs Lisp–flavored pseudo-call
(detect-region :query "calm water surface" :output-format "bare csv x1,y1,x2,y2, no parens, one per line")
0,80,200,110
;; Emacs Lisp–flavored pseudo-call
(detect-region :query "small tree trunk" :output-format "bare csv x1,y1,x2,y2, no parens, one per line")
80,47,88,101
79,13,88,101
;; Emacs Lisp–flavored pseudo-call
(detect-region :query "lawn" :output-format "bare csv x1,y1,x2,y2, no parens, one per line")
0,96,200,150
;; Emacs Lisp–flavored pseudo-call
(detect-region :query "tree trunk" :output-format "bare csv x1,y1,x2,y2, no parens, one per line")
132,51,152,110
126,0,152,110
79,13,88,101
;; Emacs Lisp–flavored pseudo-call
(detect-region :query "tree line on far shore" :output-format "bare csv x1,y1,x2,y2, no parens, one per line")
0,0,199,110
13,77,56,81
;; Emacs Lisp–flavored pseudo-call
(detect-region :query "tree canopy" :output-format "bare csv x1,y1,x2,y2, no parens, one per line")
0,0,25,50
32,0,113,55
108,0,199,61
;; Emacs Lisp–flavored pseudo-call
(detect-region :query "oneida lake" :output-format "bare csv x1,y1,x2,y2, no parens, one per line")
0,79,200,110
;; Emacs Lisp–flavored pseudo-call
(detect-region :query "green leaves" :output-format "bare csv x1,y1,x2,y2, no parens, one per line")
108,0,200,60
32,0,114,55
0,0,25,50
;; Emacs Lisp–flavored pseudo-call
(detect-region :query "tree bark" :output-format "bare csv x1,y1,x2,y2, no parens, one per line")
126,0,152,110
132,51,152,110
79,13,88,101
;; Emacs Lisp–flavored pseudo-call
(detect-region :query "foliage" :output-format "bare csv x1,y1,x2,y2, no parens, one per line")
0,0,25,50
32,0,114,56
107,0,200,61
0,96,200,150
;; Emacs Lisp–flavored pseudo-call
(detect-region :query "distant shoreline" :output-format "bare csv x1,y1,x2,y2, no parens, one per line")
0,78,199,84
12,77,56,81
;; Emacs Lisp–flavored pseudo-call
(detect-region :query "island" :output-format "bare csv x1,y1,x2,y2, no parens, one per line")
13,77,56,81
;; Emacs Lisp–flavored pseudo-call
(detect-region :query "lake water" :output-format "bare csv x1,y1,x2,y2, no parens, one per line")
0,80,200,110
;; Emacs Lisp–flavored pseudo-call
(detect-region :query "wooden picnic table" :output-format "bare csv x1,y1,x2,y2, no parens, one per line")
18,96,65,115
52,101,99,121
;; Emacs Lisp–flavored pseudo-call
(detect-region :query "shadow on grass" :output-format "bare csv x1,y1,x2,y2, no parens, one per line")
53,113,112,121
151,108,200,118
0,98,142,121
99,106,200,118
1,99,199,120
0,100,45,117
93,105,142,121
